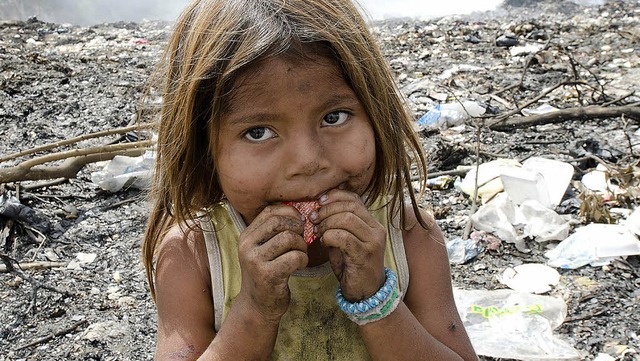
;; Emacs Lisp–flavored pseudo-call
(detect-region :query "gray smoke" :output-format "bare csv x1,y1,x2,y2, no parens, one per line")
0,0,191,25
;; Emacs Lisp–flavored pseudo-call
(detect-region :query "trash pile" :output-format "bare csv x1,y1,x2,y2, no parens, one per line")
378,0,640,359
444,156,640,360
1,0,639,360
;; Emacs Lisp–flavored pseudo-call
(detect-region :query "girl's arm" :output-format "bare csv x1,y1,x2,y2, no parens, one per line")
154,224,279,361
314,190,477,361
154,205,307,361
358,206,478,361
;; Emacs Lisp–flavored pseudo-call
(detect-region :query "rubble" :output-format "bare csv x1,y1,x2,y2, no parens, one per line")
1,0,639,360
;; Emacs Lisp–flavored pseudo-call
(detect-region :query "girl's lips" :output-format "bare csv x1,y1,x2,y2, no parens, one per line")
283,200,320,245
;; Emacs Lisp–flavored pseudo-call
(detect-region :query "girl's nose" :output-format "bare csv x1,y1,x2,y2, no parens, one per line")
286,133,329,178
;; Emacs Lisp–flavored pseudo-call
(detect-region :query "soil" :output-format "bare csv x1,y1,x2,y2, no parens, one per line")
0,1,639,360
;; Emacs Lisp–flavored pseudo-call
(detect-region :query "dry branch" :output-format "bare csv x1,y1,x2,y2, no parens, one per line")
488,105,640,131
0,122,155,163
0,142,153,183
0,261,67,273
15,320,88,351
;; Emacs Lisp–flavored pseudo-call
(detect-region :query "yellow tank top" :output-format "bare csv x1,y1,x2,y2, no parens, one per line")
201,199,409,360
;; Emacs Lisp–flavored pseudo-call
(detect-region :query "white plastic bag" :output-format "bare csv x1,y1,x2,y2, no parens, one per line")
417,101,486,129
470,193,525,250
454,288,582,360
545,223,640,269
91,151,155,192
518,200,570,242
460,159,521,203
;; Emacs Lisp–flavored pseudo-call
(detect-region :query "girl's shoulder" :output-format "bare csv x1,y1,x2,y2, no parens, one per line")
155,220,212,295
400,202,438,235
400,201,446,261
158,220,206,254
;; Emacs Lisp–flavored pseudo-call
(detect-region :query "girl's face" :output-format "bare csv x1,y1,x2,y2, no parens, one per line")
215,55,376,225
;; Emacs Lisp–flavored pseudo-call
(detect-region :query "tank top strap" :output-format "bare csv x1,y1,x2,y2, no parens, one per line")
200,201,244,332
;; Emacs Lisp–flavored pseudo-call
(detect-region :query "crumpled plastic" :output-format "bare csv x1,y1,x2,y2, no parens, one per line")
471,194,570,251
0,193,51,233
459,159,521,204
454,288,582,360
545,223,640,269
91,151,155,192
446,237,482,264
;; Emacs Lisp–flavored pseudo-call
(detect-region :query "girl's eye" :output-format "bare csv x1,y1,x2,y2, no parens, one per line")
244,127,275,141
322,111,349,126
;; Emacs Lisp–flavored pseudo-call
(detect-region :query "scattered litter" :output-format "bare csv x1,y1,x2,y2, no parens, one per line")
500,156,574,209
521,104,559,116
496,34,520,47
426,175,456,190
464,34,481,44
417,100,486,129
116,296,137,307
622,207,640,236
546,223,640,269
418,100,486,129
459,159,521,203
67,252,98,270
91,150,155,192
82,321,130,342
0,193,51,233
446,237,482,264
518,200,571,242
113,271,122,283
438,64,485,81
498,263,560,294
470,230,502,251
593,354,615,361
510,43,545,57
471,194,571,250
454,288,581,360
471,193,524,250
581,164,621,195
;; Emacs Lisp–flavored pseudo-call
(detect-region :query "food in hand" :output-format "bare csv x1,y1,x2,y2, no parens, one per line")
284,201,320,245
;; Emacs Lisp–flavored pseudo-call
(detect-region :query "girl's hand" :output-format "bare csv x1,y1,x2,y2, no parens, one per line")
236,204,309,322
313,189,387,302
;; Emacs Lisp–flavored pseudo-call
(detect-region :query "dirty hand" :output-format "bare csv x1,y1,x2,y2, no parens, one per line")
236,204,309,322
312,189,387,302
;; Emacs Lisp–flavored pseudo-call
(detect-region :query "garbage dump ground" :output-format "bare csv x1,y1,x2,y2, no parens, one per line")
0,0,639,360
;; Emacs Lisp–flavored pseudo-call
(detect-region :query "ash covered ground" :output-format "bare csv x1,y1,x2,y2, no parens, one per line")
0,1,639,360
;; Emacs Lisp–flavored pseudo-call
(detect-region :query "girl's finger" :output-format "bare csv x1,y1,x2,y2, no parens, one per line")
315,190,380,229
319,228,362,257
240,205,304,248
317,210,375,241
254,230,307,261
269,249,310,275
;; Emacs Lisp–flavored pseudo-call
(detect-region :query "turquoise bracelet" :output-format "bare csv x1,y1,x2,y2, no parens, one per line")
335,267,402,325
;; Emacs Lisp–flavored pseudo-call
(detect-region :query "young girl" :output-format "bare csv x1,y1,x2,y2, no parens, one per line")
142,0,478,360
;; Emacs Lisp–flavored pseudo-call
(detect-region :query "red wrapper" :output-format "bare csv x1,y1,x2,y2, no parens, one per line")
284,200,320,245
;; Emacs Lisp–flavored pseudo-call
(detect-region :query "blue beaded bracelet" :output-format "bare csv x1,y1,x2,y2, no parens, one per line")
335,267,401,325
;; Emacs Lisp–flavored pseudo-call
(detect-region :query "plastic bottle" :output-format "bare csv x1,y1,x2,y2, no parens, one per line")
418,101,486,129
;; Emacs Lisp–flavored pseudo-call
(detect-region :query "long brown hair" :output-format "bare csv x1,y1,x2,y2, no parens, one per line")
142,0,427,298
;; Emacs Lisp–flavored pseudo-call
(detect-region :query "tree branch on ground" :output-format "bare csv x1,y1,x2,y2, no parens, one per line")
0,122,155,163
488,104,640,131
0,141,154,183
